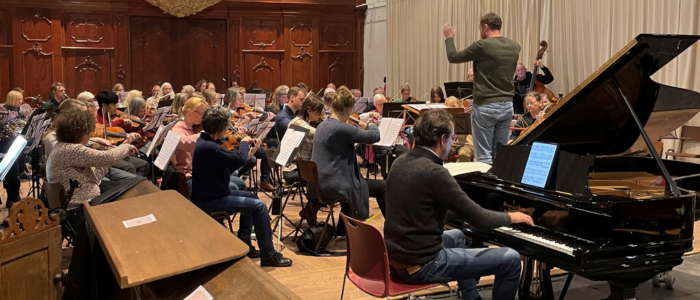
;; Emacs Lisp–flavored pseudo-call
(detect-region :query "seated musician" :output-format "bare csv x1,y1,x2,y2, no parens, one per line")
326,83,336,90
196,79,208,93
275,87,306,141
202,89,218,107
191,106,293,267
398,85,416,102
207,82,216,92
266,85,290,114
149,82,173,106
540,93,552,112
322,89,335,117
226,88,274,191
445,96,475,162
510,92,542,140
43,82,67,109
430,86,445,103
467,68,474,82
359,93,386,123
95,90,150,178
384,109,533,300
312,87,386,230
46,109,139,209
146,85,160,105
181,85,195,96
513,61,553,115
0,91,29,207
121,89,143,109
296,82,308,93
171,92,188,117
351,89,362,98
77,91,96,106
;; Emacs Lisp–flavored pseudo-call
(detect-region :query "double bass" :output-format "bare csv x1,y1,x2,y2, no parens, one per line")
528,41,558,103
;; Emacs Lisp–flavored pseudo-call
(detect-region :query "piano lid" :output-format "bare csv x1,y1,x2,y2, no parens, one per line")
513,34,700,156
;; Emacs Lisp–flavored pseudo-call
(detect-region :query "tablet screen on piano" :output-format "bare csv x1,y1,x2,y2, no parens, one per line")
521,142,558,188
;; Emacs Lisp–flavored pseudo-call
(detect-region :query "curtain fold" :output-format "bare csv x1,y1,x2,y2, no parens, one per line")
387,0,700,158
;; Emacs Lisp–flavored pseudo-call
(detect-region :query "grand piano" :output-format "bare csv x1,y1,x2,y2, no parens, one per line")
448,34,700,300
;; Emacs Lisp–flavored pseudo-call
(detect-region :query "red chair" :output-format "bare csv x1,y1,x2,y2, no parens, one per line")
339,214,454,300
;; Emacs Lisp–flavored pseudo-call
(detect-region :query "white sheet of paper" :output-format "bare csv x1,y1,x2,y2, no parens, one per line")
275,129,306,167
443,162,492,177
146,124,167,157
122,214,157,228
183,285,214,300
154,131,182,171
244,93,265,108
253,122,275,139
374,118,402,147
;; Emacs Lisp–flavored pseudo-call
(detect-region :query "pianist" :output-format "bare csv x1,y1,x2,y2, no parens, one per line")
384,109,534,300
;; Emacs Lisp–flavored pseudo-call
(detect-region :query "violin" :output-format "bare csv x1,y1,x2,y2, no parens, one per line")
221,126,246,151
105,126,128,145
528,41,558,102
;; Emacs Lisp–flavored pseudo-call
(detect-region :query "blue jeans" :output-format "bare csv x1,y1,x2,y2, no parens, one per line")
188,175,246,196
391,229,521,300
193,190,277,260
471,101,513,164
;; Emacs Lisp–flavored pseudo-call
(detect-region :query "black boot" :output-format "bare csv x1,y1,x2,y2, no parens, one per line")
260,252,293,267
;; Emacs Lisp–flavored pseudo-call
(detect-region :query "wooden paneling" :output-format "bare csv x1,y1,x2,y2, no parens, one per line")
0,48,11,96
3,1,364,97
64,13,114,48
320,53,354,89
244,52,282,93
63,49,112,96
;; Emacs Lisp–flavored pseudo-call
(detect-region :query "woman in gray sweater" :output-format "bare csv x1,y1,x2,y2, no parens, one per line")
311,87,386,228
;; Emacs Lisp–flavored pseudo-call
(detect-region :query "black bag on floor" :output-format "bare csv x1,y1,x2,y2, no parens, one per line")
297,222,335,256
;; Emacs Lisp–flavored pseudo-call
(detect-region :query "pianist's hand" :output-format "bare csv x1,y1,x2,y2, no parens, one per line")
508,212,535,226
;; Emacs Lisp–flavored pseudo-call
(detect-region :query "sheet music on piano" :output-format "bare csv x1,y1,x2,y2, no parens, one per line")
443,162,491,177
521,142,558,188
154,131,181,171
374,118,402,147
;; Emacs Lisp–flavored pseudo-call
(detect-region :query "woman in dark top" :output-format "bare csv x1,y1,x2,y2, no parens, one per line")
311,87,387,230
430,86,445,103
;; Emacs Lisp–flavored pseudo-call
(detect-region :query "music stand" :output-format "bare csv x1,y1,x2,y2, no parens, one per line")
444,82,473,99
0,136,27,181
247,89,264,95
145,107,172,132
353,97,371,115
448,108,471,135
158,99,173,108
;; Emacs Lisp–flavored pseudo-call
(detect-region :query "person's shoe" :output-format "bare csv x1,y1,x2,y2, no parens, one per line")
261,252,293,267
260,181,275,192
247,246,261,258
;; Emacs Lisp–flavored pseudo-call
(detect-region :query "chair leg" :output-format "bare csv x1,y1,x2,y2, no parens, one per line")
314,203,335,252
340,268,348,300
440,283,455,300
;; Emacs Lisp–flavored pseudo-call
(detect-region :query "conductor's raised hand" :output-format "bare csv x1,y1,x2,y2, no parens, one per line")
443,23,456,39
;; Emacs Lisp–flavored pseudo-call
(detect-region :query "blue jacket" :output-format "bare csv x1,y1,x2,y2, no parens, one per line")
274,105,296,140
191,132,249,202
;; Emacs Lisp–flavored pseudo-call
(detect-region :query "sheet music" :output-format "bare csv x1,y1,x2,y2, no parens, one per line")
244,93,265,108
408,103,448,111
521,142,558,188
443,162,492,177
144,106,171,132
0,136,27,181
146,120,178,158
252,122,275,139
374,118,402,147
275,129,306,167
154,131,181,171
243,118,260,132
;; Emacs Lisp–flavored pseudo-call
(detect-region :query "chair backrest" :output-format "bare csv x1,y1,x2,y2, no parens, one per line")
265,148,279,182
681,125,700,141
340,214,390,295
44,182,66,209
297,159,324,200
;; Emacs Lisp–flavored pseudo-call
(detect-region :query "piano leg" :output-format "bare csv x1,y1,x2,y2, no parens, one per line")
604,282,637,300
537,261,555,299
519,257,535,299
519,257,557,300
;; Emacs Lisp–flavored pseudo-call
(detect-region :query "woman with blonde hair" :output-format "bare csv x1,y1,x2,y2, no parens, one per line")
202,89,219,107
1,91,31,206
171,97,208,178
146,85,161,105
266,85,290,114
122,90,143,108
171,92,188,118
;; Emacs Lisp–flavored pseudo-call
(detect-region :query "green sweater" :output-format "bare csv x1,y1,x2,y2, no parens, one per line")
445,37,520,104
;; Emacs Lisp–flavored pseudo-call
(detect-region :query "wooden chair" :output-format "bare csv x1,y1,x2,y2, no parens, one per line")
665,125,700,160
294,160,344,252
44,181,77,245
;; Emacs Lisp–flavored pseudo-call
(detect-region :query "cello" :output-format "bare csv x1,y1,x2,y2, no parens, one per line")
528,41,558,103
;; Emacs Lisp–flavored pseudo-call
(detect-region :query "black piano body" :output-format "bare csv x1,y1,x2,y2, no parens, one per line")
448,34,700,300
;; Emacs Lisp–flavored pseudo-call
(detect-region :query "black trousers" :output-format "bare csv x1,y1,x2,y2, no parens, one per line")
0,138,25,204
112,156,150,178
336,179,386,236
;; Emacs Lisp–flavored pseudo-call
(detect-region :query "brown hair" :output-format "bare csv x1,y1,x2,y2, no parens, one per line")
202,89,218,106
480,13,502,30
55,110,95,143
332,87,355,114
297,95,325,121
414,109,454,147
430,86,445,103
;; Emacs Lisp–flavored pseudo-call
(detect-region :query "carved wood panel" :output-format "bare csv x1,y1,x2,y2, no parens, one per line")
0,48,11,97
130,17,176,94
285,17,317,90
0,10,11,45
63,50,112,96
20,10,52,43
320,21,354,51
180,19,228,93
320,53,354,89
244,52,282,93
65,13,114,47
20,42,53,100
242,19,282,50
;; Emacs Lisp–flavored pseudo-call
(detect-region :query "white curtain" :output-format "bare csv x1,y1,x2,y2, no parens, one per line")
387,0,700,158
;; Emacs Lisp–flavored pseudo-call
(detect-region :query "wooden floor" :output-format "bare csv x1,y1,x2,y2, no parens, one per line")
3,177,700,300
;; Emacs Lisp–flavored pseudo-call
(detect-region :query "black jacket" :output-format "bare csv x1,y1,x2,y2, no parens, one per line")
513,67,554,114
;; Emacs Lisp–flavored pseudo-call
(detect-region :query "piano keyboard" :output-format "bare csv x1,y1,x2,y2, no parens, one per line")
495,226,576,256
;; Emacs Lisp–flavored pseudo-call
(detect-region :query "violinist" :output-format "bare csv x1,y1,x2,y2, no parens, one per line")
510,92,542,141
146,85,160,105
190,105,292,267
396,85,416,103
181,85,195,97
540,93,552,112
513,61,553,114
171,93,188,118
95,91,150,178
196,79,208,93
171,97,208,180
207,82,216,92
122,90,143,109
202,89,219,107
312,87,386,233
266,85,289,114
359,94,386,124
227,88,275,192
275,87,305,140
